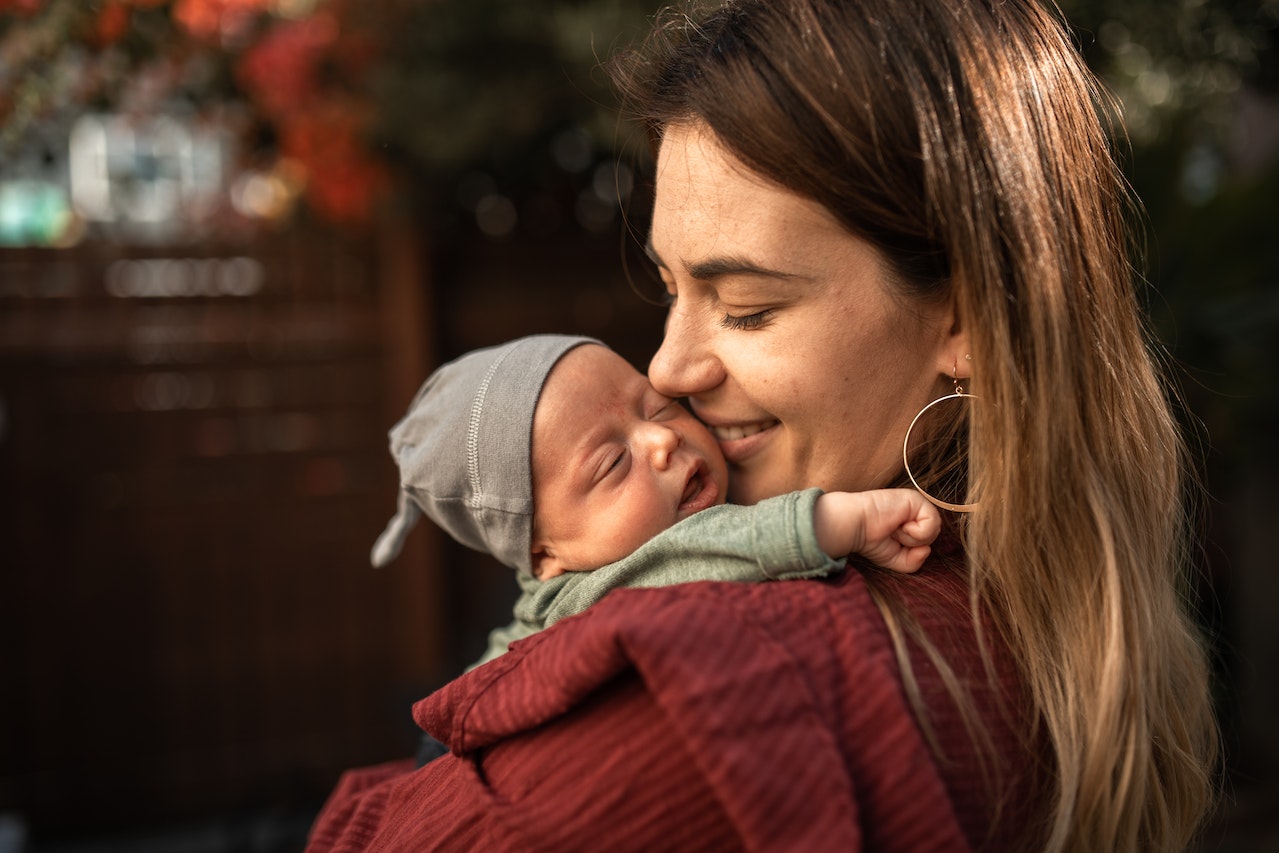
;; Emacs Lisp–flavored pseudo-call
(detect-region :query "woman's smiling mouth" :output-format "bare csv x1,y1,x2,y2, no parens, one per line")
704,419,780,464
708,420,779,442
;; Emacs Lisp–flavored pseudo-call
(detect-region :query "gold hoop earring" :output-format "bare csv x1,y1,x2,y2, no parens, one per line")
902,369,978,512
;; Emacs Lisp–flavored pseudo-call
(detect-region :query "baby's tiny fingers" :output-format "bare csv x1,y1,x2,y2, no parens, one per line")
894,531,924,548
894,544,930,573
901,518,941,544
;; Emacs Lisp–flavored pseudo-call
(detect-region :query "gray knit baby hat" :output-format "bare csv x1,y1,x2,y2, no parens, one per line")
370,334,600,573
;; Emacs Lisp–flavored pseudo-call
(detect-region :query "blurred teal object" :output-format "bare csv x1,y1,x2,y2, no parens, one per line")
0,180,71,246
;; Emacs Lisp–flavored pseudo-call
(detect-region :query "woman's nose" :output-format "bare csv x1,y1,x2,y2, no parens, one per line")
648,304,724,398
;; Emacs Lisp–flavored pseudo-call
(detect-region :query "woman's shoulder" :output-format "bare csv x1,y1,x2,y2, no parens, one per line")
416,571,892,751
307,565,1034,852
412,569,977,852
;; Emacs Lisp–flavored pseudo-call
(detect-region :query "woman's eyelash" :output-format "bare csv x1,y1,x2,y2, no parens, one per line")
720,309,774,331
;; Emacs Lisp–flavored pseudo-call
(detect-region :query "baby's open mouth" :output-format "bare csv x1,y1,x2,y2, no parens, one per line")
677,462,718,516
680,470,703,505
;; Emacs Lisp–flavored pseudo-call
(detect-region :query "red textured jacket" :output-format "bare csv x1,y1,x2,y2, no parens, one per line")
307,560,1047,852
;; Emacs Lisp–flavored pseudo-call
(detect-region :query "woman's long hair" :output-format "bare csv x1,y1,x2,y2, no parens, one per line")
610,1,1217,849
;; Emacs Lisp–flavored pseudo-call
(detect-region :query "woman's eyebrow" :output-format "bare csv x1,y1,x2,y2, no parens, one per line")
684,255,800,281
644,234,800,281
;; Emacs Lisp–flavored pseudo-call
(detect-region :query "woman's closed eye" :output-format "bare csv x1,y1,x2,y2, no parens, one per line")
720,309,775,331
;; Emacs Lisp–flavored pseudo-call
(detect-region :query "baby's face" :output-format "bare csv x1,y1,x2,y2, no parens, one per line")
529,344,728,578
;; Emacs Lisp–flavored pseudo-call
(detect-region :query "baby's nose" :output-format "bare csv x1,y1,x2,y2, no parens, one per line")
644,423,681,469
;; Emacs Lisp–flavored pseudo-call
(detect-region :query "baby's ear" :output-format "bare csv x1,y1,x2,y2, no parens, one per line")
530,543,566,579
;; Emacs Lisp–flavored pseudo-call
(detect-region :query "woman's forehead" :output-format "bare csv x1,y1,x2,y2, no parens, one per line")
650,124,843,273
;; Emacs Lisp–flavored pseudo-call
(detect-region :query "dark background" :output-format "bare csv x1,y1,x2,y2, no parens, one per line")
0,1,1275,850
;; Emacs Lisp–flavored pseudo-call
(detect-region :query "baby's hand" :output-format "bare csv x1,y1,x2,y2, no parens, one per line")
813,489,943,574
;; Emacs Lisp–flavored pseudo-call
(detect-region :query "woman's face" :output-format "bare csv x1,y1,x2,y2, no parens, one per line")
647,122,964,504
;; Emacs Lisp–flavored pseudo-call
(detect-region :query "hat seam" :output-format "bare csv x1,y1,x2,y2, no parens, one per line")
465,346,515,511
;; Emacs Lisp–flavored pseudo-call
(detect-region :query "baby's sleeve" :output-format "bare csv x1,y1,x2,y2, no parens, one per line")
536,488,845,628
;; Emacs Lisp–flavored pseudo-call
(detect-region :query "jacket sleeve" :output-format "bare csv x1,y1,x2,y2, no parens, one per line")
305,671,738,852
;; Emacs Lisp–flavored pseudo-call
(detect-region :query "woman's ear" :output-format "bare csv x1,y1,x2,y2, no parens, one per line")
934,299,971,380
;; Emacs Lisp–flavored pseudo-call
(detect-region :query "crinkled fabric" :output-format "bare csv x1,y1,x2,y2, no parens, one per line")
307,561,1044,852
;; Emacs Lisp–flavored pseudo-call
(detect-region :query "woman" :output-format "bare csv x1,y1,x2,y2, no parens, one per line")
307,1,1217,850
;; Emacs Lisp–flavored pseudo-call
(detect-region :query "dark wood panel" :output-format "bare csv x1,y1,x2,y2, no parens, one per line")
0,226,444,837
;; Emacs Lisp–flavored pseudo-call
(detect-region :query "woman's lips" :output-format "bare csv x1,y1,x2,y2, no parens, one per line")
706,419,780,463
707,420,776,442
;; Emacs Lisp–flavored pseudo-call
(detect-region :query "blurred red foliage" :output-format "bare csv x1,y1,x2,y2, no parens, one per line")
276,99,387,225
172,0,269,43
1,0,393,226
0,0,45,17
232,8,387,223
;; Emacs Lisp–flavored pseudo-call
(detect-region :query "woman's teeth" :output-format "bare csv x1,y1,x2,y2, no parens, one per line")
710,420,778,442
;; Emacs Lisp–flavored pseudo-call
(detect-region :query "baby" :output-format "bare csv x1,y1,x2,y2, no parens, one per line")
370,335,941,667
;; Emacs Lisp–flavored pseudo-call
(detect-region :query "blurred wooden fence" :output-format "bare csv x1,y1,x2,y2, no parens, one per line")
0,224,444,836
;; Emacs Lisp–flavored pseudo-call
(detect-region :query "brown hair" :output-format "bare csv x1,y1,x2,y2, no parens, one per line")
611,1,1217,849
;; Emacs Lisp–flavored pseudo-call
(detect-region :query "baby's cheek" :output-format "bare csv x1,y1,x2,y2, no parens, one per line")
606,497,669,561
